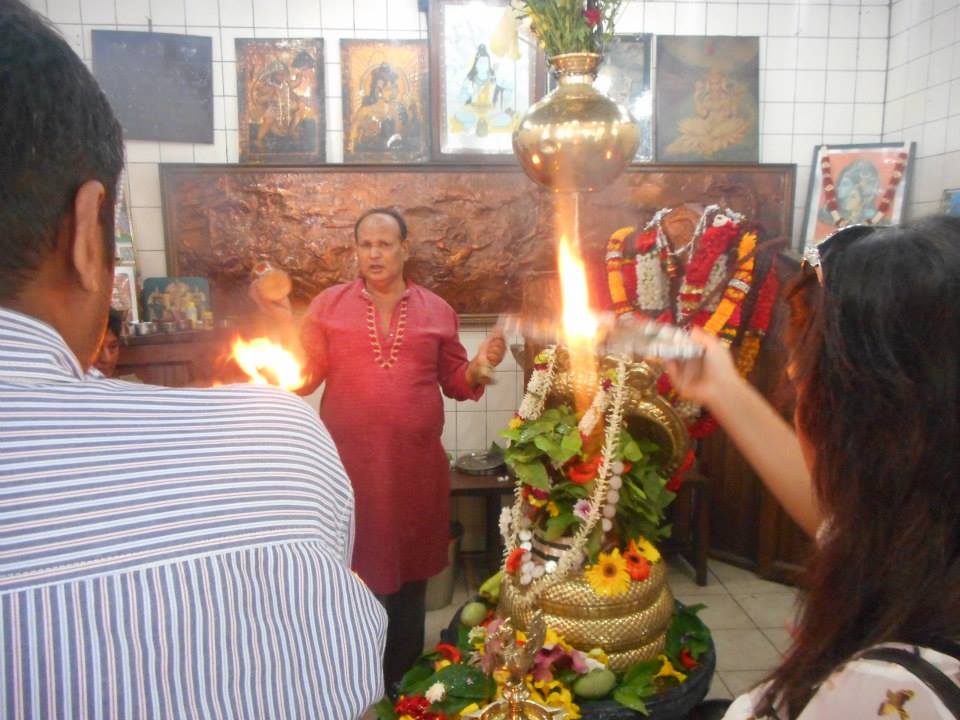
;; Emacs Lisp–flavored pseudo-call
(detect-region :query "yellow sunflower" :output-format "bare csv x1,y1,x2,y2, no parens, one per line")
634,536,662,564
585,548,631,596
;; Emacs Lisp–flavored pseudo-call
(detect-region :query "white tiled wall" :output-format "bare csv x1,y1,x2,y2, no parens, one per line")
883,0,960,219
24,0,957,457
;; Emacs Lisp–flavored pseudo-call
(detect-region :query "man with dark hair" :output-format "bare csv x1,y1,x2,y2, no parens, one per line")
0,3,385,716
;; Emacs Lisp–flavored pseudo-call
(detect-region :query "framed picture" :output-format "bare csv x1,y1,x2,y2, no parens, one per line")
142,277,212,325
655,36,759,163
92,30,214,143
429,0,544,161
111,265,138,324
802,142,915,249
236,38,325,163
942,188,960,217
341,39,430,163
114,172,137,266
594,34,653,162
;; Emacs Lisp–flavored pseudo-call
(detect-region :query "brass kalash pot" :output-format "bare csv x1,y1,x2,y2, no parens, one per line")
499,346,690,672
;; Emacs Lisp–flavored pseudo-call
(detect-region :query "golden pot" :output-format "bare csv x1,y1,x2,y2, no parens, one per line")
499,560,674,671
513,53,641,193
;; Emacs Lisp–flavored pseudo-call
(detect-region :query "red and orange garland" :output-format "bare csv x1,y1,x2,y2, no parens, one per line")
821,149,908,227
605,207,779,438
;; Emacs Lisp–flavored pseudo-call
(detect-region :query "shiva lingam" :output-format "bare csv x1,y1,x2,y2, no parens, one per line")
497,341,691,671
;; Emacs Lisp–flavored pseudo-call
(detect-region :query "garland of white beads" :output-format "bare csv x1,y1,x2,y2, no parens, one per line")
505,354,630,609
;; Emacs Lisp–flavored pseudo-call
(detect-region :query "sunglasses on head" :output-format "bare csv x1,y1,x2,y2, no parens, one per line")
801,223,877,286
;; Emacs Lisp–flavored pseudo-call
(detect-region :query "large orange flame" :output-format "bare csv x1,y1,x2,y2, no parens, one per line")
230,337,304,391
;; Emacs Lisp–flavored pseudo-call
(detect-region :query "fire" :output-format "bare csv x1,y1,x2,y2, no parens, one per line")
558,233,599,344
230,337,304,391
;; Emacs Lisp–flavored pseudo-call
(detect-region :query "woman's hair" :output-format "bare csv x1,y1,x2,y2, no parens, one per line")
761,215,960,717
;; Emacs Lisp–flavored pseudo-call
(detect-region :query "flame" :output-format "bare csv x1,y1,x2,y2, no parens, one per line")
230,337,304,391
558,233,599,344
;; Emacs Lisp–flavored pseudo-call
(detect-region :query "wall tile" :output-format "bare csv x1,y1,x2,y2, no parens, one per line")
355,0,388,30
797,5,828,38
890,1,909,35
222,61,238,95
253,0,287,27
131,206,165,251
884,64,907,102
913,155,944,203
948,116,960,153
326,130,344,162
791,133,822,164
126,163,162,207
883,97,905,135
925,83,950,122
828,5,859,38
759,134,794,163
486,412,514,451
159,142,196,162
617,1,644,32
736,3,767,36
80,0,114,24
906,55,930,92
324,60,343,98
853,103,884,136
950,78,960,118
766,4,798,37
928,46,953,87
942,149,960,186
793,103,823,134
456,411,485,454
705,3,737,35
762,37,796,69
794,70,826,103
387,0,423,32
220,0,254,27
644,2,675,34
909,0,935,26
224,95,239,130
151,0,186,26
907,21,931,59
137,250,168,279
857,38,888,71
219,27,254,62
675,2,706,34
822,103,854,135
854,71,886,104
825,70,856,103
186,0,220,26
441,413,457,452
859,5,889,39
888,33,907,69
194,129,229,163
125,140,161,162
763,69,796,103
48,0,81,22
827,39,858,71
921,118,948,157
762,102,794,135
796,38,827,70
286,0,322,27
225,129,240,162
486,376,517,411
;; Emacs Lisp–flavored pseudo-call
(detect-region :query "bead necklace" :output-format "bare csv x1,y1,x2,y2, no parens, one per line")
365,297,407,368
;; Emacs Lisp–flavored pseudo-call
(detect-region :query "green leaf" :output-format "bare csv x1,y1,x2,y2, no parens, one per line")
613,686,651,715
622,658,661,686
513,460,549,489
621,435,644,462
545,512,575,541
533,433,562,458
560,427,583,457
397,662,435,693
665,603,711,665
500,427,521,441
372,697,398,720
407,663,495,700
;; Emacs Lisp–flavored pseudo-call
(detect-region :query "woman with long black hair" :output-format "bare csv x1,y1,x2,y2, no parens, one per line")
669,216,960,718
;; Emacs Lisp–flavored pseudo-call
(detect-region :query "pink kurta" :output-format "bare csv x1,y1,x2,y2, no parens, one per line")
301,279,482,594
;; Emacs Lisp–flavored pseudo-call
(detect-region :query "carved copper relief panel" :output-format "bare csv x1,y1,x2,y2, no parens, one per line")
160,163,794,316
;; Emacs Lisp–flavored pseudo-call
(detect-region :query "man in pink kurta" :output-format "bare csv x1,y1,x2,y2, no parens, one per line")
254,208,505,687
300,278,483,593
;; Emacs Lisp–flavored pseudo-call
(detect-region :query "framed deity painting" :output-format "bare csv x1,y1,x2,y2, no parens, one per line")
236,38,325,163
341,39,430,163
802,142,915,249
942,188,960,217
594,34,653,162
428,0,545,161
655,36,759,163
111,265,138,324
92,30,214,143
114,171,137,266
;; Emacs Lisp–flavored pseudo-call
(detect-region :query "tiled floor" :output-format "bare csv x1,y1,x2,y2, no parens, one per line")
422,554,799,704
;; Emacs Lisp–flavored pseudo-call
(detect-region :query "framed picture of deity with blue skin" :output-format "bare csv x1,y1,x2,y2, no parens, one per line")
428,0,545,161
801,142,915,249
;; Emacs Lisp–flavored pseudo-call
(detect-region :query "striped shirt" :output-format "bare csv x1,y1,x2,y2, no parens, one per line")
0,307,386,719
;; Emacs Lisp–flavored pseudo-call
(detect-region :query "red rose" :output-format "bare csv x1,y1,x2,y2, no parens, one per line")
583,7,601,26
434,642,462,664
679,647,699,669
567,455,602,484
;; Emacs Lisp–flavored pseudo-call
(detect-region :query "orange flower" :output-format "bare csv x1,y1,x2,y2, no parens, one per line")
434,642,462,663
624,540,651,581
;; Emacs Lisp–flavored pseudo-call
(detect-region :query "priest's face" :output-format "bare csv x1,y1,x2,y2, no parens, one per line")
356,213,408,288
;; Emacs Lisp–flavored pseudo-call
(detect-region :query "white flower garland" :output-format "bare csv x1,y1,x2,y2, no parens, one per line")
506,352,630,609
516,348,558,421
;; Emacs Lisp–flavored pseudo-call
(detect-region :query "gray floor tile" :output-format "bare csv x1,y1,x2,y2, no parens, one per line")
679,594,756,630
705,673,733,701
761,627,793,655
712,628,782,672
735,592,798,630
709,561,759,584
718,669,771,697
722,578,797,597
